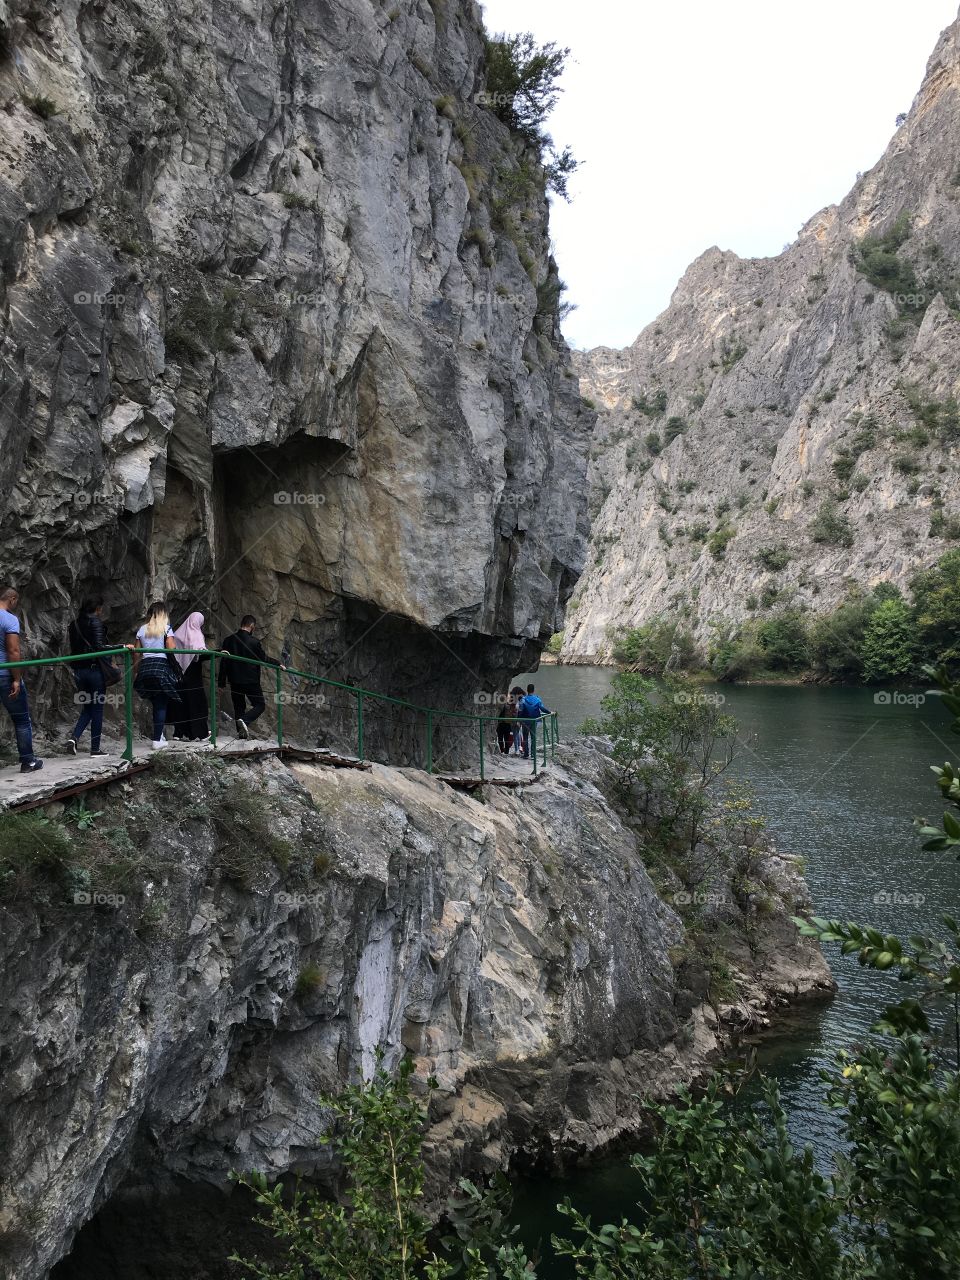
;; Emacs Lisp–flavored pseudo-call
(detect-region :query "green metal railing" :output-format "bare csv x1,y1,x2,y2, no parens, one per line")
0,647,559,779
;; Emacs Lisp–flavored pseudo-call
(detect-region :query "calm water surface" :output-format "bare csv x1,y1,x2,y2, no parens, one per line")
512,665,960,1269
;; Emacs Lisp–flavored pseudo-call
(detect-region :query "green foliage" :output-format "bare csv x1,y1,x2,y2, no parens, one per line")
911,549,960,666
24,94,59,119
545,631,563,655
165,286,242,361
0,811,74,900
294,964,324,998
608,617,698,674
755,609,810,671
643,429,661,455
212,779,296,888
755,545,791,572
233,1055,533,1280
582,674,737,854
861,595,918,682
281,191,312,210
808,594,874,681
854,212,922,311
663,416,687,443
902,384,960,443
482,32,577,198
707,522,736,559
632,388,667,417
719,336,747,371
810,499,854,547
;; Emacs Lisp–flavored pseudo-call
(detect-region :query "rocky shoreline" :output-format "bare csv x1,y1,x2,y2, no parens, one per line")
0,742,830,1279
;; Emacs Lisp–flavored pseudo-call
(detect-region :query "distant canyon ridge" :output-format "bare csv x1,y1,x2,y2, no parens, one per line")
563,10,960,662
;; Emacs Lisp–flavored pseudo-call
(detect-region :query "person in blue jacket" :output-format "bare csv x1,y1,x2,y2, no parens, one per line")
517,683,549,759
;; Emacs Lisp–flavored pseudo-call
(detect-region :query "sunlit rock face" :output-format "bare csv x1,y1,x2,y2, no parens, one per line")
0,0,590,747
566,14,960,659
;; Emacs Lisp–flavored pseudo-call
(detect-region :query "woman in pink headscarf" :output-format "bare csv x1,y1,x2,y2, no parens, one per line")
168,611,213,741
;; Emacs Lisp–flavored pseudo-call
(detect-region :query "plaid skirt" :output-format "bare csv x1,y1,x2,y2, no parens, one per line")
134,654,182,701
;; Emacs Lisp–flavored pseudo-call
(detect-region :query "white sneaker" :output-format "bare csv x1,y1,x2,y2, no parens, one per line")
236,719,249,739
151,738,169,750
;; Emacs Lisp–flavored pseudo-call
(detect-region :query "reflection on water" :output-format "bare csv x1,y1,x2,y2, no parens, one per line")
511,666,960,1271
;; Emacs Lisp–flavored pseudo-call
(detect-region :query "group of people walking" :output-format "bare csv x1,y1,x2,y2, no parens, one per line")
0,583,554,773
496,684,550,759
0,586,283,771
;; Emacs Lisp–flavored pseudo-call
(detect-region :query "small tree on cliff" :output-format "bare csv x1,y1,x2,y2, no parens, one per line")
231,1054,533,1280
583,673,737,854
482,32,578,198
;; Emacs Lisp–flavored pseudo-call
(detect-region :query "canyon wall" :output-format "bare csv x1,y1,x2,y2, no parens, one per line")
0,0,590,741
0,748,830,1278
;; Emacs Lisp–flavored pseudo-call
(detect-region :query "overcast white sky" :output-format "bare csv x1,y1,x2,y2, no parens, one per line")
479,0,960,351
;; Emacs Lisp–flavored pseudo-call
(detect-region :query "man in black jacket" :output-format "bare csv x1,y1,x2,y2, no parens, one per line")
218,615,284,738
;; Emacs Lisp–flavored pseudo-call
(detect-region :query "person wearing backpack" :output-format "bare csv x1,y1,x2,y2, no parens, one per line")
517,683,549,759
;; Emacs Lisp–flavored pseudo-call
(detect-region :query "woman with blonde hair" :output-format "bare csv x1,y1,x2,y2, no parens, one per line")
132,600,180,748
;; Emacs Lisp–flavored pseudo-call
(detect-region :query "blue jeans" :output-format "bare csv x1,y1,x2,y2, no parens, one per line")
0,670,36,764
148,693,168,740
71,666,106,751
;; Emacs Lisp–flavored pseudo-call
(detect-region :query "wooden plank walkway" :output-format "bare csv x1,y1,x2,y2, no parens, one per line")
0,737,546,812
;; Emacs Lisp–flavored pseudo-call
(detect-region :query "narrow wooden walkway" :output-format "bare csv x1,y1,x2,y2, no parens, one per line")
0,737,546,812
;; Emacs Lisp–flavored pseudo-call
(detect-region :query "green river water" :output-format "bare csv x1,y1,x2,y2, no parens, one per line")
510,664,960,1271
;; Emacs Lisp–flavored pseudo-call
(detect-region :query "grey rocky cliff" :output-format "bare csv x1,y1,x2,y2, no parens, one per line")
565,10,960,659
0,748,830,1279
0,0,590,738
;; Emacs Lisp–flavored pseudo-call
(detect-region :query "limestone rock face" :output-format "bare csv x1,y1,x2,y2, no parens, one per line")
0,747,829,1279
0,0,590,729
565,13,960,659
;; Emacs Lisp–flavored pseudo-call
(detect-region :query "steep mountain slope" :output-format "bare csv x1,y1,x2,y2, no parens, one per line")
0,0,589,739
565,11,960,660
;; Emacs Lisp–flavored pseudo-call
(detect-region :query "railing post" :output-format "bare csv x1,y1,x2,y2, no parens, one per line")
426,710,433,774
123,648,134,762
542,715,548,768
209,654,219,748
551,712,557,761
478,717,485,782
531,721,537,776
356,691,364,761
275,666,284,748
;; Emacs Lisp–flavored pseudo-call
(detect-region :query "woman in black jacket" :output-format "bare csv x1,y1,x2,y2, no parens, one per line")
66,596,113,755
